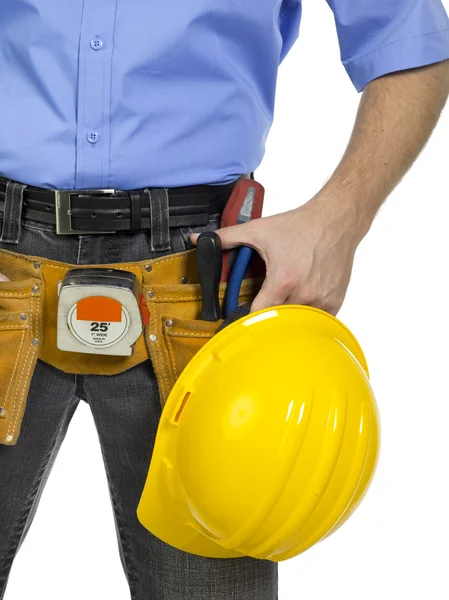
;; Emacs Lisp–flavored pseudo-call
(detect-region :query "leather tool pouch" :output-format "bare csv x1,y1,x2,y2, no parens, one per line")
0,247,261,446
140,251,260,404
0,251,43,446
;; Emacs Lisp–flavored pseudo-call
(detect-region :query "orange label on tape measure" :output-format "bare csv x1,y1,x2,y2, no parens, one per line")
76,296,122,322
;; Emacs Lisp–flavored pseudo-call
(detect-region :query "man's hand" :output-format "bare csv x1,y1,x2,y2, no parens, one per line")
194,193,364,315
192,60,449,315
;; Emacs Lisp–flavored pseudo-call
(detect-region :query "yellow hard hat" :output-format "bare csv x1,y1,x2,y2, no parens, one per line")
137,305,380,562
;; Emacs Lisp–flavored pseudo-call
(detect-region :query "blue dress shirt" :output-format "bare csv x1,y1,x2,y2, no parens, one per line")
0,0,448,191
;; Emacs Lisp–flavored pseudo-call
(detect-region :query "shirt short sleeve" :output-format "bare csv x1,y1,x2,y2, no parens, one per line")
326,0,449,91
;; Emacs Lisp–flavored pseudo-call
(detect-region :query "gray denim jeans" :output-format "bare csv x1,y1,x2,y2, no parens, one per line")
0,183,278,600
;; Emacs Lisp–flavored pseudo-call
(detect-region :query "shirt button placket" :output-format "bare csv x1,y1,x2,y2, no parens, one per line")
75,0,117,189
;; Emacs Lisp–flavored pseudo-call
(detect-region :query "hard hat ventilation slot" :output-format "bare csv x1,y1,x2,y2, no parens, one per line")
174,392,191,423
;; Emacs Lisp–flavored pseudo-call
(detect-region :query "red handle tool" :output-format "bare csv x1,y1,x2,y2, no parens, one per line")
220,178,266,282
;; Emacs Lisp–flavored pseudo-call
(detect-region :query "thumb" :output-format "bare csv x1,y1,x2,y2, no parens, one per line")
190,223,253,250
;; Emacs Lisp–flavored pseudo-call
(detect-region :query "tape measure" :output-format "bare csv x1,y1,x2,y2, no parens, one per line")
57,269,143,356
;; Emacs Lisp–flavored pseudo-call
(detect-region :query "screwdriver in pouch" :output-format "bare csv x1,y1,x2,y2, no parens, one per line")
196,231,223,321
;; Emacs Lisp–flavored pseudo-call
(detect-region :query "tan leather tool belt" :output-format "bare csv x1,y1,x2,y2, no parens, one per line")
0,247,261,446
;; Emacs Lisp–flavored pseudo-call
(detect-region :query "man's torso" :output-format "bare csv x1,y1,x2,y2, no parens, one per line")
0,0,301,190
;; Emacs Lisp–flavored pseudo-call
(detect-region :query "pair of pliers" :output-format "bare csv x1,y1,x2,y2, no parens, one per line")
196,232,255,321
224,245,254,318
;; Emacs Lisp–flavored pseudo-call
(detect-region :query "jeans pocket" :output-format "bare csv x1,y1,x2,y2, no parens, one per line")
177,213,221,251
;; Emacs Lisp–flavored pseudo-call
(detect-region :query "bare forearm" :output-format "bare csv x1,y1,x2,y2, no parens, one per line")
199,61,449,315
317,60,449,238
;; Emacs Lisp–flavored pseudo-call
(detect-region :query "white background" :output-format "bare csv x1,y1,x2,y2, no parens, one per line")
6,1,449,598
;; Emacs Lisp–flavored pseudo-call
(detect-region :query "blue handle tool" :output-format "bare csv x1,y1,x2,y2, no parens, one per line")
224,245,254,318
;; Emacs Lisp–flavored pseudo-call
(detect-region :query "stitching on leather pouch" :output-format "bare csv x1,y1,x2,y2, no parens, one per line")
9,294,38,438
0,249,172,273
40,263,66,270
153,295,203,302
152,291,252,303
0,292,33,298
147,303,171,401
165,334,179,380
7,294,33,437
0,253,145,279
40,261,143,280
3,328,26,426
0,251,36,269
34,292,40,340
25,247,186,273
0,325,27,331
152,292,228,302
166,331,215,339
152,254,185,267
11,338,37,439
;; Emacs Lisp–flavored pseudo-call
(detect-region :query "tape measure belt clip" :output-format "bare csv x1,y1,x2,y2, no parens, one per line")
57,268,143,356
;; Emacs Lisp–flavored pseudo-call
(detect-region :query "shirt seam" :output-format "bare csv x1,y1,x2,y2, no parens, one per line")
343,27,449,67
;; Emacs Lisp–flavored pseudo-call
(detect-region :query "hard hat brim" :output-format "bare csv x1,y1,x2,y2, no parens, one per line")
137,305,377,562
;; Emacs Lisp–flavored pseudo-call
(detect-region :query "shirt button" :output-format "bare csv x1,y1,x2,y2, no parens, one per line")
90,38,103,50
90,38,104,50
86,132,100,144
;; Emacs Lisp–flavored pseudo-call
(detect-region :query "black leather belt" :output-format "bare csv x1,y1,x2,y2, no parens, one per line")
0,175,247,235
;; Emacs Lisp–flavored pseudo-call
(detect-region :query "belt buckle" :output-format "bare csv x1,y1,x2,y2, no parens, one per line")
55,189,116,235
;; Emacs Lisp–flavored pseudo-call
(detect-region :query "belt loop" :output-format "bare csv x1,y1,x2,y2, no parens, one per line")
146,188,171,252
0,180,27,244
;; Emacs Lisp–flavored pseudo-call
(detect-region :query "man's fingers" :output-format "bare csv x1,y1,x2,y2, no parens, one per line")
190,223,253,250
286,290,342,316
250,276,288,313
